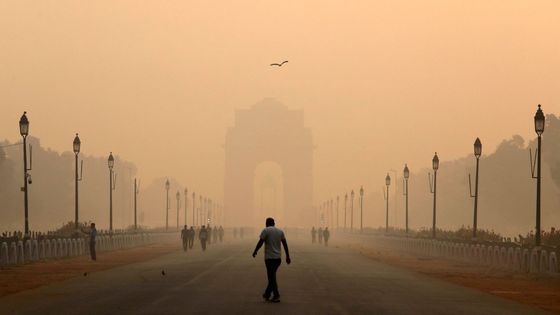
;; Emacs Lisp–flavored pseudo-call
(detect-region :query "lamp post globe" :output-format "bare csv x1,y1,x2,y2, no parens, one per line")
19,112,29,137
385,174,391,186
108,152,114,169
432,152,439,171
73,133,81,154
474,138,482,158
403,164,409,179
534,104,545,136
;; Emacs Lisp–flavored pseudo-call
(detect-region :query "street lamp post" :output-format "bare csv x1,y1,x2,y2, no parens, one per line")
134,178,139,230
165,179,170,231
192,192,196,226
176,191,180,230
73,133,83,230
360,186,364,233
336,196,340,230
530,105,545,247
469,139,482,240
350,190,355,232
344,193,348,231
184,188,188,226
108,152,115,232
19,112,32,236
330,199,333,228
199,195,203,226
385,174,391,233
429,153,439,239
403,164,410,234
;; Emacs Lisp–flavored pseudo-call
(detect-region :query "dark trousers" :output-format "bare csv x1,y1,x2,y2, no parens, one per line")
188,237,194,248
90,241,96,261
182,239,188,251
201,239,207,251
264,259,282,298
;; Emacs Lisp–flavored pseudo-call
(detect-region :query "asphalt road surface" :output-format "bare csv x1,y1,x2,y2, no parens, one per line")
0,238,552,315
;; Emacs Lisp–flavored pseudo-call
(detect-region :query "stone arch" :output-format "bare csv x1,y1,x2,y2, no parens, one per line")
224,99,313,227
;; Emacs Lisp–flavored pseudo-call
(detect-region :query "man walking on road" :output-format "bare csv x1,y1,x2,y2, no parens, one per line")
252,217,291,303
199,225,208,251
188,226,195,249
323,227,330,246
311,227,316,243
181,225,189,252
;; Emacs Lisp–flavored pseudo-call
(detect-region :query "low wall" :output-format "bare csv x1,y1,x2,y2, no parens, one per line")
346,234,559,275
0,232,175,267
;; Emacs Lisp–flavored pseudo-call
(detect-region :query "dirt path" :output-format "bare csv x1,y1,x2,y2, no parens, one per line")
0,243,180,297
343,242,560,314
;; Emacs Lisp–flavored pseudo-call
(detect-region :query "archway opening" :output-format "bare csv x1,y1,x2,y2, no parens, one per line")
253,161,285,226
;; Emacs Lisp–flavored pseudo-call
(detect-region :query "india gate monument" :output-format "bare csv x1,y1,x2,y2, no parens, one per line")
224,99,314,227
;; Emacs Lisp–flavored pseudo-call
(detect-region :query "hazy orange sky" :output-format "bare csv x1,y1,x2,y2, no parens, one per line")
1,1,559,203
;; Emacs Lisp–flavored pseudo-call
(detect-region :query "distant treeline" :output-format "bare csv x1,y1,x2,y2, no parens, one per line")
0,137,137,232
365,114,560,237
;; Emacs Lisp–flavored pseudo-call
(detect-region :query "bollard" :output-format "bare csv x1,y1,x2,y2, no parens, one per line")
78,239,84,255
24,240,32,262
45,240,52,259
549,252,558,274
51,239,57,258
500,247,507,267
57,239,63,258
539,250,549,273
9,242,17,265
17,241,25,264
492,247,500,267
39,240,45,260
528,249,538,273
32,240,39,261
506,247,514,270
0,242,8,266
68,239,73,257
513,248,522,271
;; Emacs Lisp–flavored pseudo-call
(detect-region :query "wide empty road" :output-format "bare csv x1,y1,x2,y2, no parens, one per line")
0,238,551,315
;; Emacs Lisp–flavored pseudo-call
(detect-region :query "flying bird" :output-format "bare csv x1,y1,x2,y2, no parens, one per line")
161,270,166,276
270,60,288,67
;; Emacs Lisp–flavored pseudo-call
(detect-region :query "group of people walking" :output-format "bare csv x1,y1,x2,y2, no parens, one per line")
310,227,331,246
181,225,224,252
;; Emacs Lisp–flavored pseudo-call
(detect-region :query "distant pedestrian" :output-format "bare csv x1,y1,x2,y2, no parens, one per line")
323,227,330,246
311,227,316,243
213,226,218,243
252,218,291,303
81,223,97,261
318,227,323,244
199,225,209,251
188,226,195,249
181,225,189,252
233,228,238,239
219,226,224,242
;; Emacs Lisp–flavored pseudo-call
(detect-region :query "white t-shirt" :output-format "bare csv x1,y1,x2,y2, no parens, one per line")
259,226,285,259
